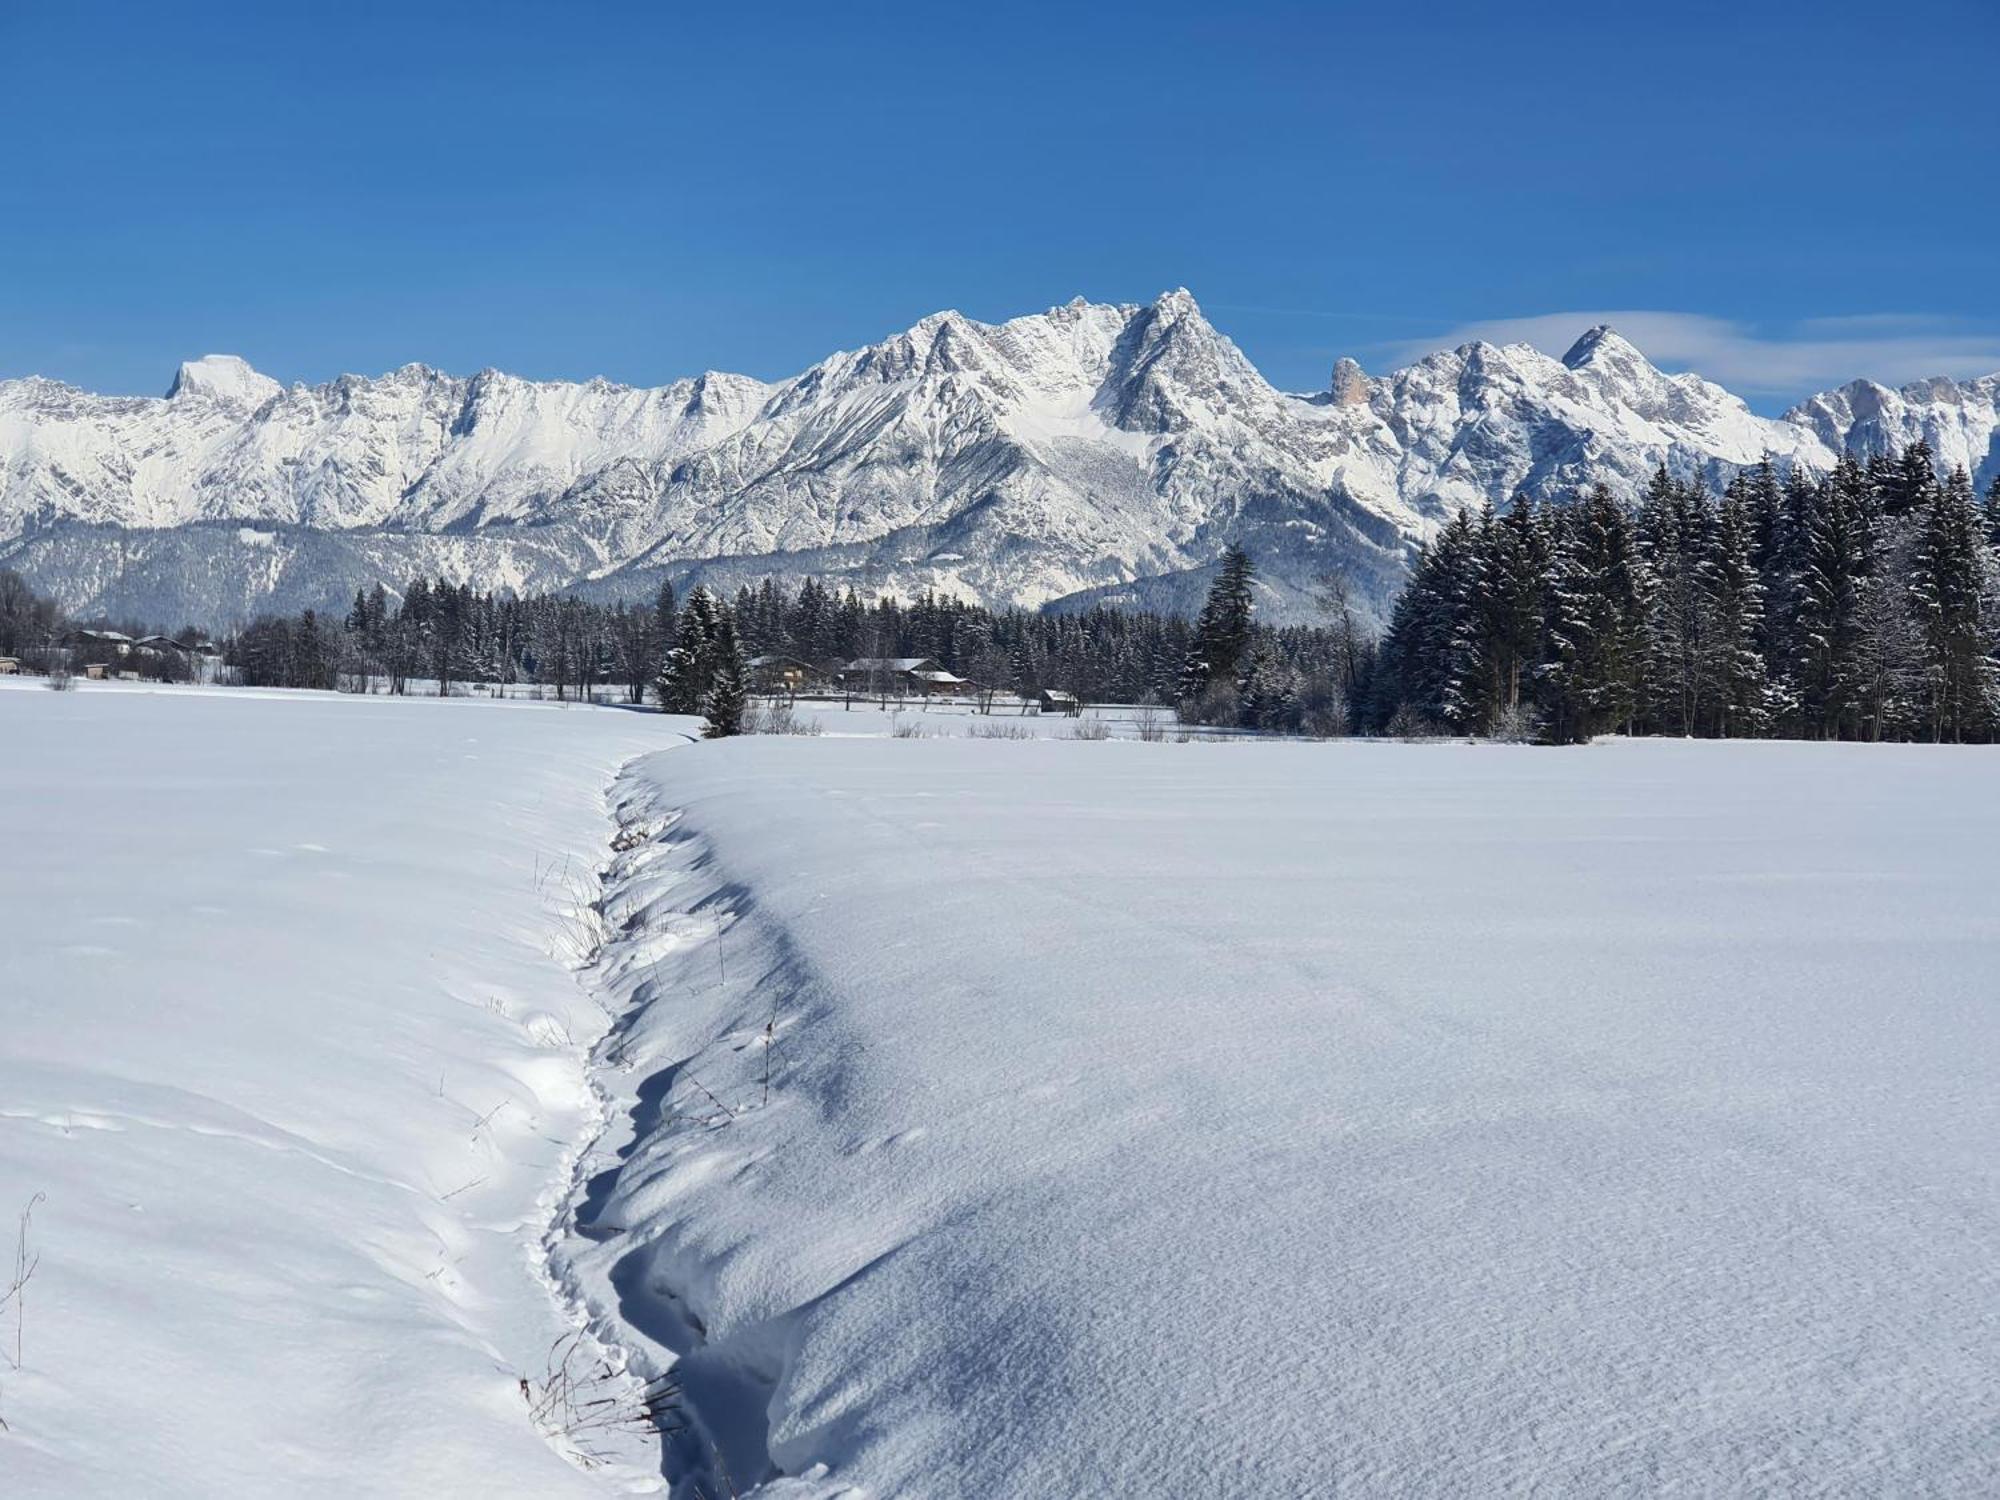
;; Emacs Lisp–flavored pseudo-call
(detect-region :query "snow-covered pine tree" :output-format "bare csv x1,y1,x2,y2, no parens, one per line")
1743,459,1785,581
1704,478,1771,738
700,618,748,738
1178,546,1256,721
655,585,724,715
1852,456,1925,742
1439,508,1496,734
1379,514,1479,730
1543,486,1645,743
1909,466,1995,742
1638,468,1715,736
1882,438,1939,521
1757,464,1813,731
1793,457,1876,739
1481,495,1550,730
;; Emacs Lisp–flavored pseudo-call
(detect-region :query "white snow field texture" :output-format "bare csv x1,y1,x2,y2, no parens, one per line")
0,682,681,1497
4,684,1998,1496
565,736,2000,1497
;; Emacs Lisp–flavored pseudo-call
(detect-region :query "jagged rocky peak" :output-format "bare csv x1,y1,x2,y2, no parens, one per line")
1560,324,1642,370
12,289,2000,627
166,354,282,408
1331,357,1372,406
1095,287,1268,433
1554,324,1727,425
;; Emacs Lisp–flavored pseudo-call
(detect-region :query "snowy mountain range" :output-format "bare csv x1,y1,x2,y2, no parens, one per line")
5,289,1999,626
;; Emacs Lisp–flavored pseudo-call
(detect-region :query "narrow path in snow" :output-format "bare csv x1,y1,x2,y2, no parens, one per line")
535,751,810,1497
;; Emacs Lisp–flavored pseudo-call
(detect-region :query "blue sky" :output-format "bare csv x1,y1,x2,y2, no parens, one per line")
6,0,1998,410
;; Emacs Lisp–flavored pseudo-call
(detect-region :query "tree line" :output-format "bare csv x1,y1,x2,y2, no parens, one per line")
0,569,64,659
218,571,1365,733
20,436,1995,746
1374,443,2000,743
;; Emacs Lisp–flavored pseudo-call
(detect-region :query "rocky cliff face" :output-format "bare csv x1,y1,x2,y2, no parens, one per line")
3,291,1994,626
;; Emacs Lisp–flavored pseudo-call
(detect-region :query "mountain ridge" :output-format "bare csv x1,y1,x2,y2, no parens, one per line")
4,290,1997,627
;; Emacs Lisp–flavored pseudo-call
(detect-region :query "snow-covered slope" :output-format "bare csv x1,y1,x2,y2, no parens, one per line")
5,293,1998,626
1783,372,2000,484
569,733,2000,1496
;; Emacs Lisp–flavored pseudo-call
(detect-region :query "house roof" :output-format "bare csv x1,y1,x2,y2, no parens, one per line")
913,670,968,684
844,657,939,673
746,654,814,669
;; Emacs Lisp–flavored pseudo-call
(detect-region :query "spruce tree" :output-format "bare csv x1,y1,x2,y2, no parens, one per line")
1883,439,1939,520
1380,515,1481,730
1758,465,1815,731
1483,496,1549,728
1639,471,1715,736
1440,509,1496,733
1793,458,1875,738
1544,486,1645,742
1704,480,1771,737
701,618,748,737
1909,466,1995,742
1178,547,1256,719
655,585,723,714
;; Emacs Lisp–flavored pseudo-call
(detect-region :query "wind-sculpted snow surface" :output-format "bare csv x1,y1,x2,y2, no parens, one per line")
577,737,2000,1496
0,682,687,1497
8,292,2000,625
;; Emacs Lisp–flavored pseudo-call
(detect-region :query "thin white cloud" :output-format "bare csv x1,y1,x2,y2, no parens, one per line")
1373,311,2000,400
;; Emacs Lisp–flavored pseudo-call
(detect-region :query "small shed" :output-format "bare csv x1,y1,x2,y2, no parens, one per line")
1037,688,1080,716
0,657,18,675
911,669,971,697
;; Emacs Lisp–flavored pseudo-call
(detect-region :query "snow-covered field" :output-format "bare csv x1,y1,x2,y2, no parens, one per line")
0,681,681,1496
4,684,1996,1496
578,735,2000,1496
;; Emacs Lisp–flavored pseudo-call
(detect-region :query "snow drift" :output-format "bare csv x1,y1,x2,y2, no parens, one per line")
565,734,2000,1495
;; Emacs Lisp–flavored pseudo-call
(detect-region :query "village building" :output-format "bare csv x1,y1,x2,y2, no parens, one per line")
912,669,973,696
838,657,941,695
62,627,135,656
134,634,212,661
745,653,824,694
835,659,979,698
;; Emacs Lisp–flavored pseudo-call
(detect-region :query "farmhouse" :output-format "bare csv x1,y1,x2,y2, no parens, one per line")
62,628,135,655
836,659,979,698
135,634,215,661
746,654,823,694
839,657,939,694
